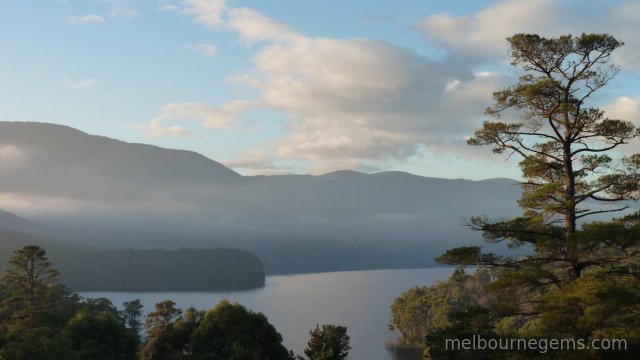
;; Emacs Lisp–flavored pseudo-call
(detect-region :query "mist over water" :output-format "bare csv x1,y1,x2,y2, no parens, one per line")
80,267,454,360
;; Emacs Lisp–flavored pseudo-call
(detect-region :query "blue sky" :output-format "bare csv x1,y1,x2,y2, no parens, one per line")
2,0,640,179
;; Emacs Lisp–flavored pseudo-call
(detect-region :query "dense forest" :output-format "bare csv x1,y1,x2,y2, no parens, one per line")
55,248,265,292
389,33,640,359
0,245,351,360
0,229,265,291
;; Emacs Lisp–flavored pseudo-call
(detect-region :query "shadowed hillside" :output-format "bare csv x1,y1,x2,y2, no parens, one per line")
0,121,527,273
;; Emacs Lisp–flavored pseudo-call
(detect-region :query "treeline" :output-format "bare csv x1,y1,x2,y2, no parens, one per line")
0,245,351,360
0,231,266,291
56,248,265,291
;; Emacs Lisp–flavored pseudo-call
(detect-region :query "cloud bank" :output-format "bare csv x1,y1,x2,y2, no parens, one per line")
138,0,640,174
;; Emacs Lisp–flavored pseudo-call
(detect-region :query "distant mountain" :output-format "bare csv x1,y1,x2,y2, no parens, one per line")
0,209,39,233
0,121,525,273
0,122,239,203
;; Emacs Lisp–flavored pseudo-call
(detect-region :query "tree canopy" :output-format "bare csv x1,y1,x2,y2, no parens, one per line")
0,246,66,336
0,246,141,360
441,32,640,292
301,324,350,360
389,267,494,348
1,245,348,360
189,300,294,360
469,34,637,235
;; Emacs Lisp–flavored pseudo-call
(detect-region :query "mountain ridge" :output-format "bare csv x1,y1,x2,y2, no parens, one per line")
1,121,513,183
0,121,524,273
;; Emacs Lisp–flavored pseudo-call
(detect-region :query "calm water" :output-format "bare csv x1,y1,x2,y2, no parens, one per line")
79,267,454,360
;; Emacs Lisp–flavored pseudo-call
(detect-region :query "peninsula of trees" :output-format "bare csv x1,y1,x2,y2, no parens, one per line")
55,248,266,292
0,241,266,292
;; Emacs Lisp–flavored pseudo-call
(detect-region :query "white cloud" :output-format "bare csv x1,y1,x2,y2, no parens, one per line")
63,76,96,90
67,14,106,24
603,96,640,123
160,1,640,173
603,96,640,153
181,0,227,27
222,9,504,171
610,2,640,71
418,0,560,59
183,43,217,58
96,0,139,19
271,71,503,169
136,101,254,138
420,13,470,44
417,0,640,71
158,101,252,128
226,74,261,89
444,80,461,93
227,7,301,43
157,3,180,12
134,119,197,138
225,149,274,169
224,149,294,175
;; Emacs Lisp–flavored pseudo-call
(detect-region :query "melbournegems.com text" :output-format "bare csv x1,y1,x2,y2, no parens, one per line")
445,335,627,354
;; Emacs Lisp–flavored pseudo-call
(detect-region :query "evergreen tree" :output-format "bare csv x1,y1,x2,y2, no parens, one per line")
423,33,640,359
0,245,66,336
467,33,639,240
139,300,182,360
437,33,640,326
121,299,144,336
301,324,350,360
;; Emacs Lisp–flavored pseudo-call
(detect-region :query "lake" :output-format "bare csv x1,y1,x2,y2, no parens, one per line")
79,267,454,360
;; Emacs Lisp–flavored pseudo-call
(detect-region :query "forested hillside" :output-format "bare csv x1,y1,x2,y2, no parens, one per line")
0,226,265,291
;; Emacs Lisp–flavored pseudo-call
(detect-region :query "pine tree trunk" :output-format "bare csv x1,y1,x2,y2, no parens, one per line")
563,149,576,237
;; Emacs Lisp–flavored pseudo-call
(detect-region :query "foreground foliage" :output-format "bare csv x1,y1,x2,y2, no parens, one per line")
140,300,295,360
0,245,350,360
390,267,494,348
392,33,640,359
301,324,351,360
0,246,140,360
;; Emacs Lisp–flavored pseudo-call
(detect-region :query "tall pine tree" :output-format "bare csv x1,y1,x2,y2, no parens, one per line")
435,34,640,356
